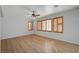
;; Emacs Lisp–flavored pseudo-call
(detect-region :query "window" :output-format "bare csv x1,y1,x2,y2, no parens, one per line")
28,21,33,31
37,21,42,30
36,16,63,33
39,19,52,31
53,18,58,32
42,20,47,31
53,16,63,33
46,20,52,31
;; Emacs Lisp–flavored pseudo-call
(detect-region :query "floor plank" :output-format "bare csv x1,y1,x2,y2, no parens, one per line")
1,35,79,53
1,40,7,52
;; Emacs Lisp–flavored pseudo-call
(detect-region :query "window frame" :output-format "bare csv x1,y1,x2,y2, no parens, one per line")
41,19,52,32
37,21,42,31
28,21,33,31
42,20,47,32
46,19,52,32
53,16,63,33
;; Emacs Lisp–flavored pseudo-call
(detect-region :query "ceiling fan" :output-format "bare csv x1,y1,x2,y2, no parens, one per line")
31,10,40,17
23,7,40,18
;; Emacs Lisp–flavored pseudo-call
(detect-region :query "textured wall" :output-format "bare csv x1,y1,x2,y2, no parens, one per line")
34,7,79,45
1,6,33,39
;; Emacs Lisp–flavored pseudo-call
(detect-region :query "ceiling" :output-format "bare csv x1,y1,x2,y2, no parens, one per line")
21,5,79,19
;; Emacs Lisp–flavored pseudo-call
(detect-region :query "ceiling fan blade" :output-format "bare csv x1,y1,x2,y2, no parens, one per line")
36,14,40,16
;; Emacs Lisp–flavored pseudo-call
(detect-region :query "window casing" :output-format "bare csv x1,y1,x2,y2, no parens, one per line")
53,16,63,33
41,20,52,31
37,21,42,31
42,20,47,31
46,20,52,31
28,21,33,31
36,16,63,33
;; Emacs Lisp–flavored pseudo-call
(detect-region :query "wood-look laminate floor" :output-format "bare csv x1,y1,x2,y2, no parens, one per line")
1,35,79,53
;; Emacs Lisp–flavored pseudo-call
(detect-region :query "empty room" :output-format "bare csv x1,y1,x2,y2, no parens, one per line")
0,5,79,53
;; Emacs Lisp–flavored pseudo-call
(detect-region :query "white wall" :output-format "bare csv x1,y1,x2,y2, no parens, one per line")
0,7,2,40
1,6,33,39
0,17,1,52
1,6,79,45
0,18,1,40
34,7,79,45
